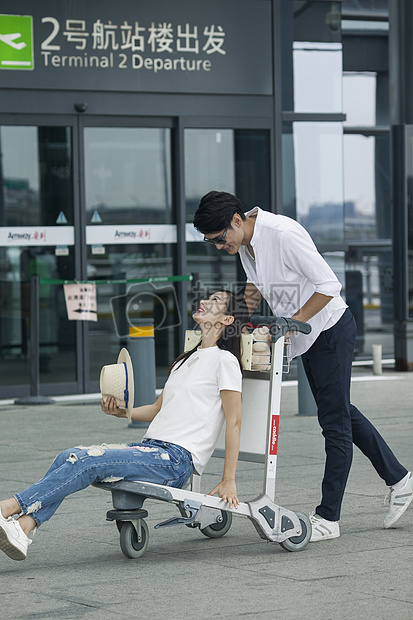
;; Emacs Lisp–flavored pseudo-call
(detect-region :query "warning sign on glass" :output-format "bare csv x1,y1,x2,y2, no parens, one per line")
64,283,97,322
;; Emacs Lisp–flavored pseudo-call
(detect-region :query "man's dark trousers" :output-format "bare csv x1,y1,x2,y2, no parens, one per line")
301,308,407,521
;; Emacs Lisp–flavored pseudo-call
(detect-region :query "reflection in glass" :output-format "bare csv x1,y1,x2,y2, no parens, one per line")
0,246,77,389
88,244,176,381
83,127,175,382
185,128,237,302
0,126,38,226
407,133,413,319
287,122,344,243
343,73,376,127
0,126,75,393
343,132,393,334
293,42,343,113
0,126,73,226
185,128,271,321
185,129,235,223
281,1,342,112
344,135,375,239
343,134,390,241
342,0,388,15
84,128,172,224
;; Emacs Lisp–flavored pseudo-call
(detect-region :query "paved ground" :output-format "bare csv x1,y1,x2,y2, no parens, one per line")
1,367,412,620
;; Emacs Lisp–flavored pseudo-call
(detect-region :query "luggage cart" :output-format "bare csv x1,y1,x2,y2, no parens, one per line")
93,316,312,558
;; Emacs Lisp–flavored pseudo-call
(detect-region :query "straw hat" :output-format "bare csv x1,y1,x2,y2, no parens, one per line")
100,348,135,421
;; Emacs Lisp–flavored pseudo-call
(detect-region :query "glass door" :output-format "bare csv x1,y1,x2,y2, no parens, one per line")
80,121,177,389
184,127,271,309
0,120,78,397
0,116,176,397
0,117,271,397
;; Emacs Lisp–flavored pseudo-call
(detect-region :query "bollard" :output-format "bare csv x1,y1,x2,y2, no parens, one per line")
14,275,55,406
127,318,156,428
296,356,317,416
372,344,383,375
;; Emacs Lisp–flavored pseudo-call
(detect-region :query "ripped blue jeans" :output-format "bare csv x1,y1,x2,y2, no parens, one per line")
14,439,194,527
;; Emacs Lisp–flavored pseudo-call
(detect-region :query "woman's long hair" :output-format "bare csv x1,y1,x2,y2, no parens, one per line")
168,291,249,374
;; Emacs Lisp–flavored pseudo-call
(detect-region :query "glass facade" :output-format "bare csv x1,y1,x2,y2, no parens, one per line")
281,0,394,358
293,42,343,113
285,122,344,244
185,128,270,310
405,127,413,319
342,0,388,16
280,0,347,354
84,127,172,225
342,71,393,352
83,127,176,380
2,0,409,398
0,125,76,391
0,126,74,226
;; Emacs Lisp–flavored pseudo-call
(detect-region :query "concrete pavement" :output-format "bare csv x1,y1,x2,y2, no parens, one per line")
0,368,412,620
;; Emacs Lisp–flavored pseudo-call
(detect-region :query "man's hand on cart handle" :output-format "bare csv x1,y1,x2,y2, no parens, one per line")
208,479,239,509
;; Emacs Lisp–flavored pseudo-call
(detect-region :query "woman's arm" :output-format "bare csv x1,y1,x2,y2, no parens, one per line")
101,391,163,422
208,389,242,509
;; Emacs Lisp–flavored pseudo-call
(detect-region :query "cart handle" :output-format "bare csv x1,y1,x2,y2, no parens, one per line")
249,316,311,340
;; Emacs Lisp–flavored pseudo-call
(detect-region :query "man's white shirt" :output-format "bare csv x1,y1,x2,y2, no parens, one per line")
238,207,347,358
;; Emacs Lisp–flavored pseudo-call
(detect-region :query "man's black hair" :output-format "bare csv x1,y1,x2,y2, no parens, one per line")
193,191,246,234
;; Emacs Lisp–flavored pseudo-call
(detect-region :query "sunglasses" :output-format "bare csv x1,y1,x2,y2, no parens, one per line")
203,224,230,246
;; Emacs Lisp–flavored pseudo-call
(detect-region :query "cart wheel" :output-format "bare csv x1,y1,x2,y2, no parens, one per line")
200,510,232,538
119,520,149,559
116,521,122,533
279,512,311,552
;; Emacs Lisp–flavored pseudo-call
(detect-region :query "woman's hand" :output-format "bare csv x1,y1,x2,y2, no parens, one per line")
101,396,127,418
208,479,239,509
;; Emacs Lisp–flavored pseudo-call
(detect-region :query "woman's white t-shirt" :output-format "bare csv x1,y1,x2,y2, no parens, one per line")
143,346,242,474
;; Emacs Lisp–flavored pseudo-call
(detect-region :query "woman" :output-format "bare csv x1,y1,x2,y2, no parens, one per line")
0,290,248,561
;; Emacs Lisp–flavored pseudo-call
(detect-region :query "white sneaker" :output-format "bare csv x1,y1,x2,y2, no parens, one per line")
384,471,413,529
309,511,340,542
0,515,31,560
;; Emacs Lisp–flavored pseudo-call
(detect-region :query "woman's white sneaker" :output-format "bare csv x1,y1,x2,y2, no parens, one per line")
0,516,31,560
309,511,340,542
384,471,413,529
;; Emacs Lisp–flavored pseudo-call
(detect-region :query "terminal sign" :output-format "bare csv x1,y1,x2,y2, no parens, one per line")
0,0,272,95
0,14,33,69
39,18,224,75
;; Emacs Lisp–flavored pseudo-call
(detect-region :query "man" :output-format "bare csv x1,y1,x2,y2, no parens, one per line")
193,190,413,542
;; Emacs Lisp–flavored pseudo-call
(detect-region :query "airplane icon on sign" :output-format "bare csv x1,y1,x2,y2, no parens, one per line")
0,32,27,50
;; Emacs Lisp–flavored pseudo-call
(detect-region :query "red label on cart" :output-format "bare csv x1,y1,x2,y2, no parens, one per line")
270,414,279,455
